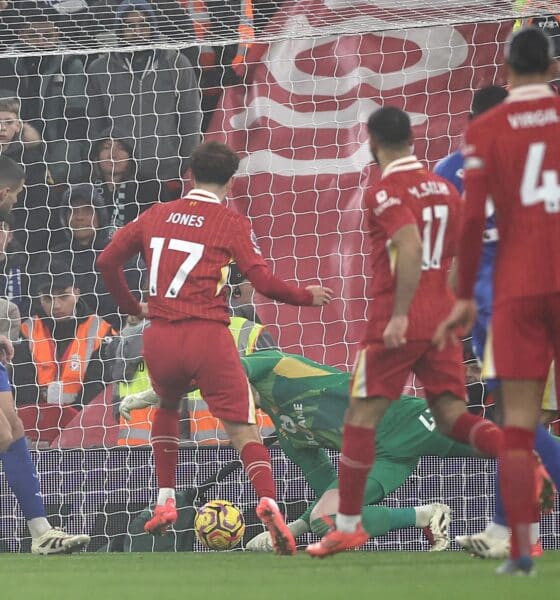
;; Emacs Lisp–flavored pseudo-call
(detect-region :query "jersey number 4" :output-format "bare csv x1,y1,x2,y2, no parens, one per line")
521,142,560,213
421,205,448,270
149,237,204,298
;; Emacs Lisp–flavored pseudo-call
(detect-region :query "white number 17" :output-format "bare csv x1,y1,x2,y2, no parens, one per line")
149,237,204,298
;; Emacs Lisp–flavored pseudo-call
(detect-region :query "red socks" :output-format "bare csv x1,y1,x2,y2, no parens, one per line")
241,441,276,499
338,424,375,516
450,412,503,457
499,426,538,559
151,408,180,489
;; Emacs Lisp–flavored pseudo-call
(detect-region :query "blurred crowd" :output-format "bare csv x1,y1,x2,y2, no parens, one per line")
0,0,288,445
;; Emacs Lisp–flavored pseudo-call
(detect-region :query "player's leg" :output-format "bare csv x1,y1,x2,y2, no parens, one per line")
0,392,90,554
539,352,560,493
307,343,413,557
418,343,503,457
492,296,552,575
141,320,192,534
222,420,295,555
308,459,450,550
456,377,557,559
196,325,295,555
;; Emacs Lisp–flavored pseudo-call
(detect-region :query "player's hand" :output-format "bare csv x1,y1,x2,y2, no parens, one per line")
0,335,14,364
119,388,159,421
432,299,477,350
383,315,408,349
306,285,333,306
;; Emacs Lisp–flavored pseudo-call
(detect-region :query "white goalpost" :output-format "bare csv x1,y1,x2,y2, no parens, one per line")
0,0,558,552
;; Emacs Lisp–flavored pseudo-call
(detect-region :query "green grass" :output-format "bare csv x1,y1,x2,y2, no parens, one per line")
0,552,558,600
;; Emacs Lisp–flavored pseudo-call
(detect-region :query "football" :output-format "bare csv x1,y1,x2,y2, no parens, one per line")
194,500,246,550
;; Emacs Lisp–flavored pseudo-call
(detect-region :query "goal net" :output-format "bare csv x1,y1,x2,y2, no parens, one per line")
0,0,558,552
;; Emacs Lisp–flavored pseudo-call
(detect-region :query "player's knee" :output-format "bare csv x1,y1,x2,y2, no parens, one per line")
429,393,465,435
222,421,261,452
9,416,25,442
0,428,13,453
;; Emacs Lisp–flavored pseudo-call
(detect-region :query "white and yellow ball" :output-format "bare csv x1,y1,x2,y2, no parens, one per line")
194,500,245,550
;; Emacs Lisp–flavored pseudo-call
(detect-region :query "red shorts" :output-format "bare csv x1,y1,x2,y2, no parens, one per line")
143,318,256,424
351,340,465,404
492,293,560,381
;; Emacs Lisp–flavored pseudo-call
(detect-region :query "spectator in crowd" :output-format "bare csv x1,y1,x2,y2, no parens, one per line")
12,270,115,409
86,0,202,186
226,261,276,347
90,130,173,229
0,5,89,183
0,216,32,318
253,0,284,33
34,184,144,328
187,0,253,129
28,0,115,49
0,95,60,265
0,1,19,52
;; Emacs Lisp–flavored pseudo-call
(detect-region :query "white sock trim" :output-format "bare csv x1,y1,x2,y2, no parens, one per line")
157,488,176,505
529,522,539,545
28,517,51,539
336,513,361,533
414,505,433,528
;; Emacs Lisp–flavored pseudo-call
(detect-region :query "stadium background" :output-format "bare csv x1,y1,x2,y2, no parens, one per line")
0,0,559,552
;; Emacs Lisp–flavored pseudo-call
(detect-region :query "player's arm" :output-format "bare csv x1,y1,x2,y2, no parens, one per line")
390,223,423,317
231,218,332,307
456,155,489,301
434,131,488,349
277,434,337,497
373,192,422,348
97,219,146,317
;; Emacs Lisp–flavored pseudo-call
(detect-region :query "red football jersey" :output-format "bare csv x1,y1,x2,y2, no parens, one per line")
460,85,560,302
364,156,461,341
103,188,267,323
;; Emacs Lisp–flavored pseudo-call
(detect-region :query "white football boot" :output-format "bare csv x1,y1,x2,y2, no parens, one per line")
31,527,90,555
422,503,451,551
455,529,509,559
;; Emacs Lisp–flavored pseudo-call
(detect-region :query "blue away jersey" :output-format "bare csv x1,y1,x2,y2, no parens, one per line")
434,150,497,361
0,363,11,392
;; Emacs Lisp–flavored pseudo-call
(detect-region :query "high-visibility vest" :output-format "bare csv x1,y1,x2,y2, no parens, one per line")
117,361,154,447
21,315,113,406
513,0,560,30
185,0,254,75
118,317,273,446
188,316,275,444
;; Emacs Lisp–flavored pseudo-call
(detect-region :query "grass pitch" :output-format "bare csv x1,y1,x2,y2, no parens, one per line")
0,551,558,600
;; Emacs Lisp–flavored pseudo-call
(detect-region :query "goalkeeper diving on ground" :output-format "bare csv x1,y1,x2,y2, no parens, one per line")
121,348,487,550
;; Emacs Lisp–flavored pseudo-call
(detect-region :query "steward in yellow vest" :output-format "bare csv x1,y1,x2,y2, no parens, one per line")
13,272,115,407
117,316,274,446
182,0,255,128
513,0,560,58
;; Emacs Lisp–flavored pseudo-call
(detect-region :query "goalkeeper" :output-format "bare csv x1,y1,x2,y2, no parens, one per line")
121,349,477,549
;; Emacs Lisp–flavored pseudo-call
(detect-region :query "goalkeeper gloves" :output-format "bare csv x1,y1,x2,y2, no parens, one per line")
245,519,310,552
119,388,159,421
